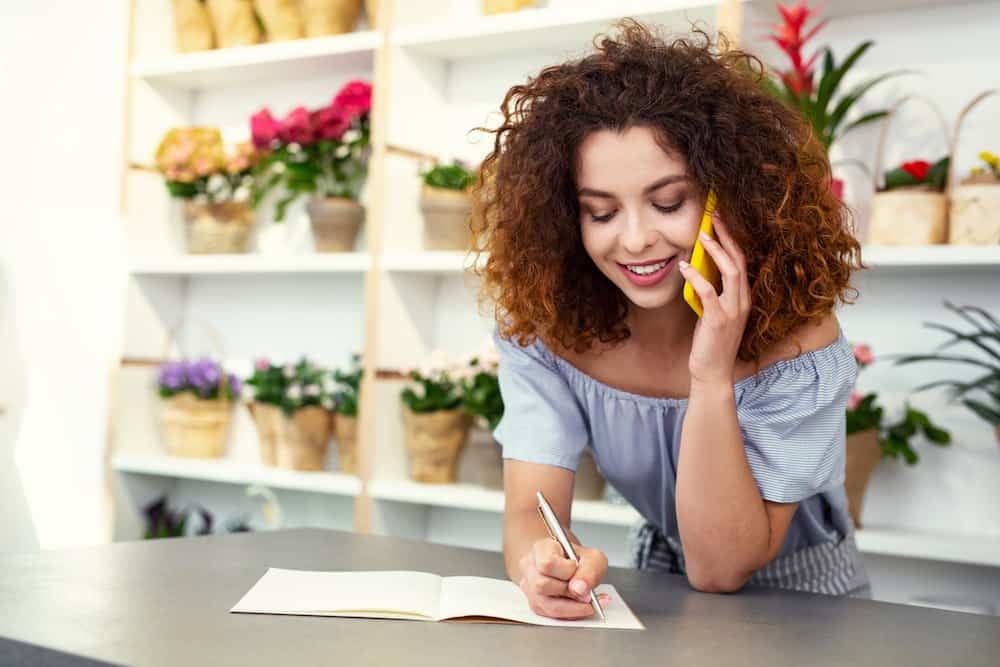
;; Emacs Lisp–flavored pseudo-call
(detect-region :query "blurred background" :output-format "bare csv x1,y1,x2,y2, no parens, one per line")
1,0,998,617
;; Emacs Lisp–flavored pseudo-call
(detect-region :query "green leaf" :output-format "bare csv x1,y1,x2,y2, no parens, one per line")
816,41,873,121
827,70,911,140
923,425,952,445
839,110,890,137
963,399,1000,426
926,156,950,190
884,167,918,190
894,354,1000,375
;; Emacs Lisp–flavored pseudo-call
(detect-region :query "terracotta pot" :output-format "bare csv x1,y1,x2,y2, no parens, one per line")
254,0,303,41
182,200,255,254
247,402,280,465
402,408,471,483
845,429,882,528
456,425,503,489
159,393,232,459
420,185,472,250
306,197,364,252
172,0,215,52
573,450,606,500
334,413,360,475
301,0,361,37
207,0,261,48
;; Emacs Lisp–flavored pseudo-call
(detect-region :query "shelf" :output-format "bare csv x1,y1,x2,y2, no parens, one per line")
394,0,720,60
855,527,1000,568
861,245,1000,268
367,478,641,527
128,253,371,276
380,251,485,273
130,31,381,88
112,453,362,496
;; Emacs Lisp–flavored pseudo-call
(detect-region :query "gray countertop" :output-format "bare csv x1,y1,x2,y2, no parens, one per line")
0,528,997,666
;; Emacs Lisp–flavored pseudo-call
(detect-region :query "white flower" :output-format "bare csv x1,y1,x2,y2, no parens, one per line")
305,384,321,397
283,364,296,379
342,129,360,143
322,376,337,394
321,397,334,411
287,384,302,400
241,385,256,402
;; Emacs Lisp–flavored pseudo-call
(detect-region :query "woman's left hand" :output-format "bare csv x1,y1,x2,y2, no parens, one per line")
678,213,752,386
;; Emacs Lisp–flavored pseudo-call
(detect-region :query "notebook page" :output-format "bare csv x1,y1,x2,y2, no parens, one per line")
230,569,443,620
438,576,643,629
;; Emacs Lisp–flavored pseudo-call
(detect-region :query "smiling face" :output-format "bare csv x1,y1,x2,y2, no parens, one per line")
576,125,703,311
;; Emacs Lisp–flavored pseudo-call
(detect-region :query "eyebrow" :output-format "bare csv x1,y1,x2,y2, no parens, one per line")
577,174,687,199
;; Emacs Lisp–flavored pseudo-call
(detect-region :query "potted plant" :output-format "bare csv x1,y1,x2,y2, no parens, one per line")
331,357,362,475
254,0,303,41
400,350,471,483
845,343,951,528
455,339,504,489
243,358,338,470
950,150,1000,245
894,301,1000,446
206,0,260,47
419,160,476,250
142,495,213,539
301,0,362,37
869,156,951,245
251,80,372,252
157,358,241,459
155,127,262,254
171,0,215,52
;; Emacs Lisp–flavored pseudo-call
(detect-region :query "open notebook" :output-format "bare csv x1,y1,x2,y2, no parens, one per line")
231,568,644,630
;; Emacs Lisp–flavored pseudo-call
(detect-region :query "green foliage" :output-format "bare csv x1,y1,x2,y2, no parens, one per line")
459,368,503,430
244,358,340,416
333,361,362,417
401,373,462,414
880,405,951,464
422,161,474,191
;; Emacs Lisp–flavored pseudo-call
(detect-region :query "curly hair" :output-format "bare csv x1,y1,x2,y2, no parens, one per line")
470,20,862,362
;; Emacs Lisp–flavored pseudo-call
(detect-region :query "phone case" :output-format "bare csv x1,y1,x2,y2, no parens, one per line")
682,188,720,318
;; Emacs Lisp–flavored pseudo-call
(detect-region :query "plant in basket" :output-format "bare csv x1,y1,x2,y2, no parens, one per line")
329,356,363,475
157,358,240,459
250,80,373,252
880,157,950,192
400,350,471,484
155,127,264,254
843,343,951,528
420,160,477,250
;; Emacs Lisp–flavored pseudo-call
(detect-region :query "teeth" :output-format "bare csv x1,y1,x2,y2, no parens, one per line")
626,260,668,275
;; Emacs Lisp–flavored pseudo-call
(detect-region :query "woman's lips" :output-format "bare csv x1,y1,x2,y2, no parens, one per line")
617,256,677,287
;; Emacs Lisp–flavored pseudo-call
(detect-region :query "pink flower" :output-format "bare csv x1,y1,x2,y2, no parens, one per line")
279,106,315,146
831,177,844,200
848,391,864,411
311,105,351,141
250,108,281,149
254,358,270,372
332,80,372,119
853,344,874,366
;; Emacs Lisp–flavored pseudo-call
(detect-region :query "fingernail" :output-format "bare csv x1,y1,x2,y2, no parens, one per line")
571,580,587,596
700,232,711,242
678,260,689,268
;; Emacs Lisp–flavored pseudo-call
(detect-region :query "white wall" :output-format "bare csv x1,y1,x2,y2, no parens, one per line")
0,1,127,550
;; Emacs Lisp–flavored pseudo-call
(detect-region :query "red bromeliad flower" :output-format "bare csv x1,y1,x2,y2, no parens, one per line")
901,160,931,182
250,108,281,149
333,80,373,120
311,105,352,141
770,1,828,97
279,106,315,146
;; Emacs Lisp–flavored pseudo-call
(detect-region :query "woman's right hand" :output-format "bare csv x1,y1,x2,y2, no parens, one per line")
517,537,611,619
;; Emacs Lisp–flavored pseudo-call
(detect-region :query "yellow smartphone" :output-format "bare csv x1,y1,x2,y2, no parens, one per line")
682,188,720,318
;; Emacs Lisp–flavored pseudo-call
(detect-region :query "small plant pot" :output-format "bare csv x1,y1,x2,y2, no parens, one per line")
301,0,361,37
247,401,281,465
276,406,334,471
949,180,1000,245
159,393,232,459
333,413,360,475
456,425,503,489
254,0,304,41
420,185,472,250
845,428,882,528
573,450,606,500
183,200,255,254
364,0,380,27
402,407,471,483
307,197,364,252
867,188,948,245
207,0,261,47
172,0,215,52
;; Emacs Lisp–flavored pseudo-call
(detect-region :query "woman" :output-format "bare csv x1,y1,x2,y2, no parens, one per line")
470,21,867,619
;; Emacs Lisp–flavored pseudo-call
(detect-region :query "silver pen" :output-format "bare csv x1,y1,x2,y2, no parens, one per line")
535,491,607,622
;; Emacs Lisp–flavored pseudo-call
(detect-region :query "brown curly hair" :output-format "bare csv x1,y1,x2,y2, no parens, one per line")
470,20,862,362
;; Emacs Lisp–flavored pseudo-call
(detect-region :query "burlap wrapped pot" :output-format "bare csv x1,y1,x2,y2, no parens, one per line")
207,0,261,47
247,401,281,465
173,0,215,52
183,200,255,254
333,413,360,475
254,0,303,41
844,429,881,529
402,407,471,483
276,406,334,471
302,0,361,37
159,392,232,459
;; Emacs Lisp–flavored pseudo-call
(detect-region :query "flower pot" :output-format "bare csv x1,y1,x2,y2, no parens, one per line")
172,0,215,52
845,429,882,529
183,200,255,254
949,181,1000,245
159,393,232,459
301,0,361,37
483,0,536,15
307,197,363,252
364,0,380,28
334,413,360,475
207,0,261,48
402,408,471,483
456,425,503,489
573,450,606,500
254,0,303,41
276,406,333,471
420,185,472,250
247,401,281,465
867,188,948,245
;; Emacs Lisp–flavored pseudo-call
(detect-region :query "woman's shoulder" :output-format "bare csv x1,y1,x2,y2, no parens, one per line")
737,314,843,382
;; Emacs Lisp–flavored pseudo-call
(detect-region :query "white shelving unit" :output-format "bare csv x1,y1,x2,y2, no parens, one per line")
861,245,1000,268
128,253,372,276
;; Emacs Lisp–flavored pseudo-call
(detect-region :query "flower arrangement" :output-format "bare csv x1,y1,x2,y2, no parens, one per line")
400,350,464,414
332,357,362,417
881,157,950,192
456,339,503,430
250,80,373,221
158,358,241,401
243,357,340,415
422,161,475,191
155,127,261,203
761,1,905,152
847,343,951,464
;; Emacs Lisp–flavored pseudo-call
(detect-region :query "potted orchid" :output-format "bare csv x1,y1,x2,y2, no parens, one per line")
155,127,262,254
420,160,476,250
250,80,372,252
157,358,241,459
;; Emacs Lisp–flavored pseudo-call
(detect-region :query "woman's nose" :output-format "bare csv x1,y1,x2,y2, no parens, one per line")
621,209,656,255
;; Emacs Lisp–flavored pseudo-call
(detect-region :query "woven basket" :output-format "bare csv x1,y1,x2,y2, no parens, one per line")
844,429,881,529
172,0,215,52
183,200,255,254
402,407,471,483
948,90,1000,245
307,197,364,252
160,392,232,458
254,0,303,41
573,449,606,500
206,0,261,47
483,0,536,15
302,0,361,37
456,424,503,489
333,413,360,474
867,96,951,246
420,185,472,250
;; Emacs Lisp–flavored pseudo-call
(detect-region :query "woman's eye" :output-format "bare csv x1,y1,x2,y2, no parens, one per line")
653,201,684,214
589,210,616,223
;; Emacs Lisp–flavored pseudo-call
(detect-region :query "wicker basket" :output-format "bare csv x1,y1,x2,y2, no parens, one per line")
483,0,536,15
573,449,606,500
307,197,364,252
948,90,1000,245
206,0,261,47
172,0,215,52
402,407,471,483
844,429,881,529
254,0,303,41
333,413,360,474
302,0,361,37
420,185,472,250
159,392,232,458
456,425,503,489
183,200,255,254
867,96,951,246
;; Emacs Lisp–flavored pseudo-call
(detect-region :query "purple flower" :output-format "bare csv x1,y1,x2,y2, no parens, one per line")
158,362,187,391
227,374,242,396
